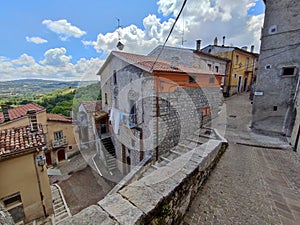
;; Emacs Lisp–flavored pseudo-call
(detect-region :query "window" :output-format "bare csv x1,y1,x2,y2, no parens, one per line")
215,66,219,73
268,25,277,34
113,70,117,85
233,73,237,79
235,55,239,64
246,57,249,70
189,75,196,83
105,93,108,105
201,107,211,117
54,130,63,140
209,76,215,84
207,64,212,71
282,66,296,76
2,192,24,223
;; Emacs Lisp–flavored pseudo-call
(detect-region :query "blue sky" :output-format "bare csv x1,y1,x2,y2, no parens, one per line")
0,0,265,81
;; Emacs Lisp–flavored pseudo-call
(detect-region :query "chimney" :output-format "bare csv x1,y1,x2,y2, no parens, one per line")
1,104,10,122
222,36,225,46
27,109,38,132
241,46,248,51
170,56,179,69
251,45,254,53
196,40,201,51
214,37,218,46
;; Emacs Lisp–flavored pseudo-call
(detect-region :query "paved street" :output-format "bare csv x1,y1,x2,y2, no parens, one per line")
183,93,300,225
49,150,114,215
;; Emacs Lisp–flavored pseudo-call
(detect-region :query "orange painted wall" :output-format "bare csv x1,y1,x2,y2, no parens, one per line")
153,72,222,93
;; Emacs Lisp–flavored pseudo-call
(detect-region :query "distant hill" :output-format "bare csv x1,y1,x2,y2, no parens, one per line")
0,79,97,97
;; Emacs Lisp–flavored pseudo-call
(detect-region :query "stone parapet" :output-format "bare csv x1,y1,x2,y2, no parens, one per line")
60,137,227,224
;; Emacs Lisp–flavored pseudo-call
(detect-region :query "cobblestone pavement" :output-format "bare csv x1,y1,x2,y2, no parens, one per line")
183,93,300,225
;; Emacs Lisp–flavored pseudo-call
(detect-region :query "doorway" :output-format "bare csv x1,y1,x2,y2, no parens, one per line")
57,149,66,162
238,76,242,92
243,77,248,92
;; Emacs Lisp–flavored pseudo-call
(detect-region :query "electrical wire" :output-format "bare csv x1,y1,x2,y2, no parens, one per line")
149,0,188,72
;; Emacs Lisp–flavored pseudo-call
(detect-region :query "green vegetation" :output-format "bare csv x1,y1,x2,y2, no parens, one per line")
0,82,101,117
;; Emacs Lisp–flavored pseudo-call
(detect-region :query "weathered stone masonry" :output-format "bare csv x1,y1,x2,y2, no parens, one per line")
60,138,228,225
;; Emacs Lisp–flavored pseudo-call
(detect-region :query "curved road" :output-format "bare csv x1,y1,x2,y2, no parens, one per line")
183,93,300,225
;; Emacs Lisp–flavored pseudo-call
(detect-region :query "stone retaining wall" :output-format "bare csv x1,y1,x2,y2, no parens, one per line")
60,138,227,225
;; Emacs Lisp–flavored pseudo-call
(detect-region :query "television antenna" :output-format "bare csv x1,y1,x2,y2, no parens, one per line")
116,18,124,50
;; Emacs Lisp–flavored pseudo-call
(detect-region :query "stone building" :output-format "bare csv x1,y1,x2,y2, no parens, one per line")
97,50,223,175
0,123,53,223
148,43,228,89
201,38,259,96
252,0,300,138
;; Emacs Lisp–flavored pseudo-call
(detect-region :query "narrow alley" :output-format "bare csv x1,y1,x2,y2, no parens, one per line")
183,93,300,225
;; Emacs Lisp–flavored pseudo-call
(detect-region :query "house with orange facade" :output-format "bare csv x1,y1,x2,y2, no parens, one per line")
97,51,223,175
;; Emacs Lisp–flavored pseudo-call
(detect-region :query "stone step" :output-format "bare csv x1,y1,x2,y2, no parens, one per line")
160,156,171,163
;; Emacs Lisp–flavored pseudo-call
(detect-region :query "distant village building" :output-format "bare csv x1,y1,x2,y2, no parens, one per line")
0,103,79,166
97,50,223,175
201,37,259,96
77,101,118,175
148,43,228,90
252,0,300,142
0,123,53,223
46,113,77,165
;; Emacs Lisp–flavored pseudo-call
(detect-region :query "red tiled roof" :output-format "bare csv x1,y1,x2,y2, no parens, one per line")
111,51,216,75
0,103,45,124
80,101,102,113
0,124,45,158
112,51,213,74
47,114,72,123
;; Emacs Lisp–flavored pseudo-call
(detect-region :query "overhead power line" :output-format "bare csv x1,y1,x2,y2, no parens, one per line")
150,0,188,72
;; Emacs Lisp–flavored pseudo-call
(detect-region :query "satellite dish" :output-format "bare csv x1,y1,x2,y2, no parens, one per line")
116,41,124,50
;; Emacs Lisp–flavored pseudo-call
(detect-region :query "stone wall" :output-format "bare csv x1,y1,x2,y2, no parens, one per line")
60,138,228,225
251,0,300,136
155,87,223,155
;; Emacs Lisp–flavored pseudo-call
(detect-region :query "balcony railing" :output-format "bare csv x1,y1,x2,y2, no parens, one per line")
52,138,68,148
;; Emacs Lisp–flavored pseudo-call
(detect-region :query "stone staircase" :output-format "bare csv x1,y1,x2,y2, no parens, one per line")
142,128,216,177
51,184,71,224
101,137,117,171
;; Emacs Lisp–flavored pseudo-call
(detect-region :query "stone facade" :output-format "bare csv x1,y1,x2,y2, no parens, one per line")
252,0,300,136
98,51,224,175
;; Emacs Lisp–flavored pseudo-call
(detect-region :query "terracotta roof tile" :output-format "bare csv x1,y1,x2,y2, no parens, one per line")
81,101,102,113
112,51,215,75
0,103,45,124
0,124,45,158
47,114,72,123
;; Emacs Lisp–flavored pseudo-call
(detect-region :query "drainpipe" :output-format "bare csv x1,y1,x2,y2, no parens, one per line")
227,51,234,96
34,151,47,218
155,75,160,161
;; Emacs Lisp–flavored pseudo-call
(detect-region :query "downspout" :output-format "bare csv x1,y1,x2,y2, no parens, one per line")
33,152,47,217
227,51,234,96
155,75,159,161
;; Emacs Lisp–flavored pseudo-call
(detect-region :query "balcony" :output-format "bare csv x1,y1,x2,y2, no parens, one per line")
52,138,68,149
128,114,137,128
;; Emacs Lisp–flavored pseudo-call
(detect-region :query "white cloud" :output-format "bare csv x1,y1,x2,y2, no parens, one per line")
26,36,48,44
84,0,264,55
83,14,179,55
42,19,86,41
0,49,103,81
40,47,72,66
